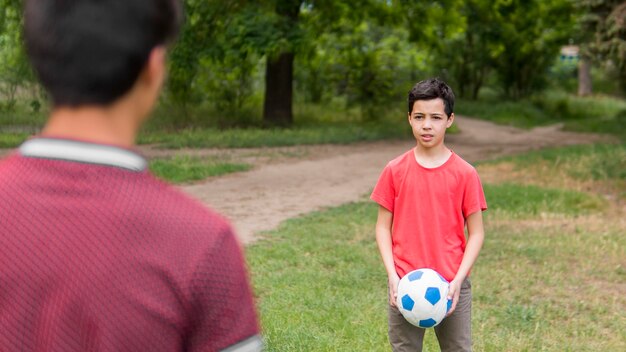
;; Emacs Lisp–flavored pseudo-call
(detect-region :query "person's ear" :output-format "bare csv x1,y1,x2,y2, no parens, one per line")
142,46,166,89
446,113,455,128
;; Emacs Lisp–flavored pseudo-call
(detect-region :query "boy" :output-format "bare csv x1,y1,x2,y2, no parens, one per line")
371,78,487,352
0,1,261,351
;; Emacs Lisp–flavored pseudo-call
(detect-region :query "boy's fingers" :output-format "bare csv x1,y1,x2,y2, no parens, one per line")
389,294,397,307
446,299,458,317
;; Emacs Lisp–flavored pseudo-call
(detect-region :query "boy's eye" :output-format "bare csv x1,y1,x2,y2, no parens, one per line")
414,115,424,119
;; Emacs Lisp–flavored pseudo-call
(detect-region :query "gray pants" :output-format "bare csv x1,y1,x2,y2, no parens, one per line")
388,278,472,352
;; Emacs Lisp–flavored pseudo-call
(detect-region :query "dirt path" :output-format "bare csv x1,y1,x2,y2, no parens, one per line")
170,117,612,244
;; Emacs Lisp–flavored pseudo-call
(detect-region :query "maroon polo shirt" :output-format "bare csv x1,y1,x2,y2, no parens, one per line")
0,138,261,352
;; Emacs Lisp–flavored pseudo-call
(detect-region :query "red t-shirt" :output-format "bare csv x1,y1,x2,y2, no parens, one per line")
0,138,261,352
371,149,487,281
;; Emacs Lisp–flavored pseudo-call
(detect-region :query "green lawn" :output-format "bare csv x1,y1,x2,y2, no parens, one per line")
149,156,251,183
246,144,625,351
138,123,412,149
458,91,626,139
492,143,626,181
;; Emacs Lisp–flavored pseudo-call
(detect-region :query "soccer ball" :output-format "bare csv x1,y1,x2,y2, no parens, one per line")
396,268,452,328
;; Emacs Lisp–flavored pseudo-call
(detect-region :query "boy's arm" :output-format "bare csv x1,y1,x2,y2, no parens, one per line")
447,210,485,316
376,205,400,307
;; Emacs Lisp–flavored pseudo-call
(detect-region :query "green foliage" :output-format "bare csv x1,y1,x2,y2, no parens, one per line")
0,0,38,112
165,0,247,110
458,91,626,139
578,1,626,93
296,19,426,120
0,132,29,148
488,0,577,98
1,0,621,130
403,1,493,99
149,156,250,183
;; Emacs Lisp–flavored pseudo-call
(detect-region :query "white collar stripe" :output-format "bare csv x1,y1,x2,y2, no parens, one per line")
220,335,263,352
19,138,147,172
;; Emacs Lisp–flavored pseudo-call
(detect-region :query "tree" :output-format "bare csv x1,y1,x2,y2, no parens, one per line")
258,0,396,125
262,0,301,126
403,0,499,99
489,0,576,99
579,0,626,94
0,0,38,111
578,56,593,96
166,0,246,113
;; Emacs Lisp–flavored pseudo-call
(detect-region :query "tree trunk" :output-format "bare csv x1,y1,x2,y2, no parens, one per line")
578,57,592,96
262,0,300,126
263,52,295,126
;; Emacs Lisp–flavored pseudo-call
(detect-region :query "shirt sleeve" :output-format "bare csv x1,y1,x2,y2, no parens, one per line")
462,168,488,218
370,164,395,213
186,227,262,352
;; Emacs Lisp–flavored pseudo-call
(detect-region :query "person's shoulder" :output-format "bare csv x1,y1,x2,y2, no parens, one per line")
386,149,414,169
0,152,40,186
450,151,479,175
132,174,234,242
0,152,20,171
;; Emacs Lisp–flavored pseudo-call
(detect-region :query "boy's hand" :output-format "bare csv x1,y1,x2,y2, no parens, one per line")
388,274,401,307
446,278,462,317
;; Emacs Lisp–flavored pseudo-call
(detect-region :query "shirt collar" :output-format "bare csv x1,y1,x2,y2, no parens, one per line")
19,138,147,172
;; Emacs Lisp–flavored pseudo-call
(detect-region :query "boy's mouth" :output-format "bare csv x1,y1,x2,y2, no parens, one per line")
421,134,434,141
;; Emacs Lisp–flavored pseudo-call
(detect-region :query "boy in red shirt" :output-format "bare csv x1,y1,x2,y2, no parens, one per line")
0,1,260,351
371,78,487,351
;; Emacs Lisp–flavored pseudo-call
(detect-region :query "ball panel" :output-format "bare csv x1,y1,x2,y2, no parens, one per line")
424,287,441,306
408,270,423,281
401,294,415,311
419,318,437,328
437,272,448,283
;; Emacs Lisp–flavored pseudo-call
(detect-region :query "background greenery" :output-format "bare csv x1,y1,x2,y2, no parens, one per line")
1,0,624,137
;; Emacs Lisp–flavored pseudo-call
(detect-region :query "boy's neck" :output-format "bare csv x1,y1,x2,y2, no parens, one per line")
42,103,144,148
413,143,451,167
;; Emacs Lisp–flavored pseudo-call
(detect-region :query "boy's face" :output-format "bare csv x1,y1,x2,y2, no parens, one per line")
408,98,454,150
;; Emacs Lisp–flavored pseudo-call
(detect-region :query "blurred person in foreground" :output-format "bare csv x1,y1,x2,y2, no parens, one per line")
0,1,261,351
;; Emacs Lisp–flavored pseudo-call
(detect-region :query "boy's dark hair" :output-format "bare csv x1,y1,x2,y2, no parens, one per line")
408,78,455,117
24,0,183,107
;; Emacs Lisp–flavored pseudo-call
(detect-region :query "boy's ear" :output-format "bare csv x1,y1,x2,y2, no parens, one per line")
446,113,455,128
141,46,167,88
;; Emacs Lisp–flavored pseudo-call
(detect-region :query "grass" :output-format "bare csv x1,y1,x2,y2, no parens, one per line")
138,123,412,149
246,144,625,351
483,183,605,218
0,100,448,150
247,202,389,351
149,156,250,183
478,143,626,199
0,120,412,150
457,91,626,139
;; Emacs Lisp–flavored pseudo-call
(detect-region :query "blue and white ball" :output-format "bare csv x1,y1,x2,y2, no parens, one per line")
396,268,452,328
